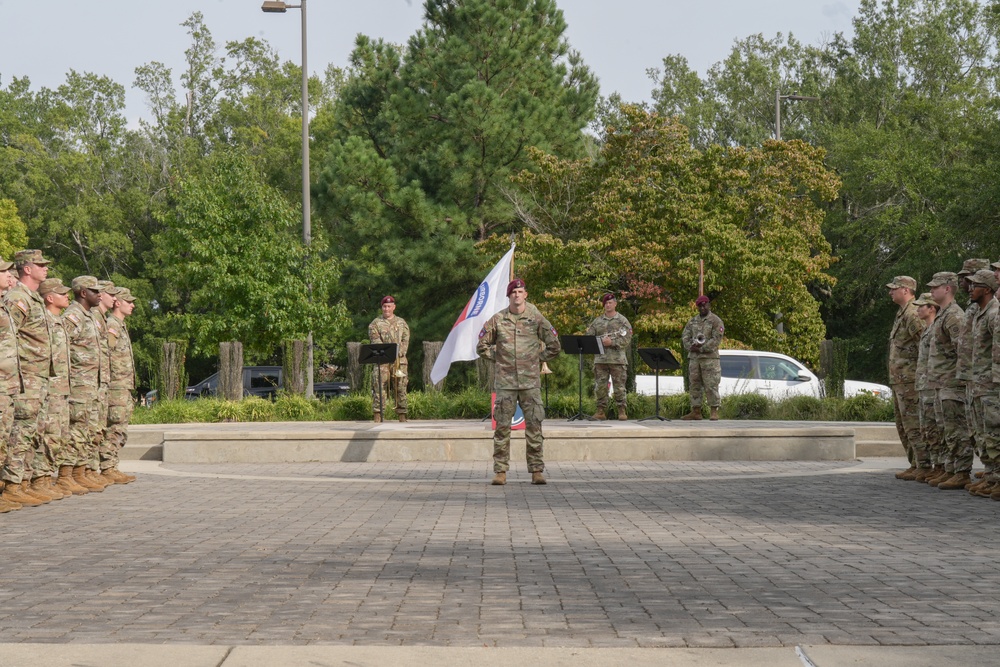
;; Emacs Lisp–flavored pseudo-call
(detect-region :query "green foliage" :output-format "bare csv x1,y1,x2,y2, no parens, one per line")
833,393,895,422
0,198,27,258
770,395,827,421
720,393,771,420
825,338,851,399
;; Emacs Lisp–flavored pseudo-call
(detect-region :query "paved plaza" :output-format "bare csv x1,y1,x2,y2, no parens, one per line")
2,456,1000,665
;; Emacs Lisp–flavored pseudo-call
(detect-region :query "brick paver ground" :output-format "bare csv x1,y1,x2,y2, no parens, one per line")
2,458,999,648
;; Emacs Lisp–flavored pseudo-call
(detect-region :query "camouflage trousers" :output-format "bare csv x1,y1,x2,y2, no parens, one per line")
372,363,408,416
688,356,721,409
492,388,545,473
594,363,627,411
69,387,103,472
968,385,992,469
934,389,974,474
918,390,944,467
3,375,48,484
891,382,924,467
972,393,1000,481
40,390,70,473
0,393,12,475
102,388,134,470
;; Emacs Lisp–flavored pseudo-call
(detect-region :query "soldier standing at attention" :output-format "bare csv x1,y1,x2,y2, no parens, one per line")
925,272,975,490
102,287,137,484
368,296,410,423
586,292,632,421
680,295,725,421
1,250,55,507
886,276,926,480
0,257,24,512
963,270,1000,497
913,293,944,483
94,281,116,482
955,259,990,480
477,279,561,486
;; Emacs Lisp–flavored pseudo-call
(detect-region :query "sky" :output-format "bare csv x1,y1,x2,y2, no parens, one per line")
0,0,862,125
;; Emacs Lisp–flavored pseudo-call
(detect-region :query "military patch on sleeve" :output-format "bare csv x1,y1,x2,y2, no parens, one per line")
14,299,28,314
551,327,558,336
65,312,80,324
719,325,725,333
108,326,119,336
479,327,487,338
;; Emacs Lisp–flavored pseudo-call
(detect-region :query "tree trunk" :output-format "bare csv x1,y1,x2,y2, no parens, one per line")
158,340,187,401
219,341,244,401
423,341,445,392
347,342,363,394
283,339,306,396
476,357,495,392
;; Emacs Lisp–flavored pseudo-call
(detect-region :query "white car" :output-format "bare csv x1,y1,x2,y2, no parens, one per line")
633,350,892,400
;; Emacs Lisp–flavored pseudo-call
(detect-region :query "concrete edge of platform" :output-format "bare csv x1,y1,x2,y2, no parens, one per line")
0,643,993,667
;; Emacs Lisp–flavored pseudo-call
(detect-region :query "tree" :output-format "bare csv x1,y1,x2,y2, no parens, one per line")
0,198,28,258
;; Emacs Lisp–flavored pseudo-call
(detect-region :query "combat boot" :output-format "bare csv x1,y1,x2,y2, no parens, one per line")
913,468,934,483
709,407,719,421
87,469,112,488
73,466,104,493
0,481,43,507
34,477,65,500
397,413,408,423
0,496,20,512
938,472,971,490
895,466,917,480
56,466,89,495
373,412,382,424
974,481,997,498
98,469,121,486
900,467,921,481
991,486,1000,501
975,470,987,479
593,408,607,421
19,481,51,504
617,407,627,421
491,472,506,486
927,469,951,487
108,467,136,484
681,407,703,421
531,472,547,485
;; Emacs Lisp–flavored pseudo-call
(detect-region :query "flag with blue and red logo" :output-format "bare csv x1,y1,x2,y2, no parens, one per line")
430,245,515,385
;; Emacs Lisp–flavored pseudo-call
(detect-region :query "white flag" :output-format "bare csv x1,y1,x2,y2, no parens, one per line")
430,245,515,384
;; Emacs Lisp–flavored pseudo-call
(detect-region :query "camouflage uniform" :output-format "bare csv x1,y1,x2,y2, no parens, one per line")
585,311,632,413
914,298,943,468
887,295,925,467
0,300,19,478
93,304,114,470
104,310,135,469
42,307,71,472
926,287,973,475
368,313,410,417
62,298,104,472
477,302,561,473
968,296,999,479
2,281,51,484
681,311,725,409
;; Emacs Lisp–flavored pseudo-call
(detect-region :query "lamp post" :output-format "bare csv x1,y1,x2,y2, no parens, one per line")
262,0,313,398
775,91,820,141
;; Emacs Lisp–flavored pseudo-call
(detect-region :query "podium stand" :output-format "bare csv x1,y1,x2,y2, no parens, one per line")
638,348,680,422
560,335,603,422
359,343,397,419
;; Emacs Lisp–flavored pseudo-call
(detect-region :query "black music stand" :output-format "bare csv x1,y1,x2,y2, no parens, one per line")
638,348,680,422
561,335,603,421
359,343,397,419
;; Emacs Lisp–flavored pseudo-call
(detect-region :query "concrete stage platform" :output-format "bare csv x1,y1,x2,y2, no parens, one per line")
122,420,901,464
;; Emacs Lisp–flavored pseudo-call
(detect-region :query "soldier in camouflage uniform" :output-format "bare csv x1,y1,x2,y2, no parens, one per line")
955,259,990,480
586,292,633,421
39,278,83,498
681,295,725,421
368,295,410,423
0,250,55,507
102,287,137,484
913,293,944,483
0,258,24,512
961,270,1000,497
477,279,561,486
62,276,109,493
886,276,926,480
94,281,119,483
925,272,975,490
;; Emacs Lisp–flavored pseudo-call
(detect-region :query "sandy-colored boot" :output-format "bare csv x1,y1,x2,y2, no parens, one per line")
87,469,112,488
617,407,627,421
491,472,506,486
109,467,136,484
19,481,51,504
56,466,89,495
709,407,719,421
35,477,65,500
1,481,43,507
531,472,547,485
593,408,607,421
73,466,105,493
681,407,703,421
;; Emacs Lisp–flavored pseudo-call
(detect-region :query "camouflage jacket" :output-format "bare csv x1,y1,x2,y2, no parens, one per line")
3,282,51,382
955,301,979,382
477,303,561,390
888,299,924,385
682,313,725,359
915,322,934,392
45,310,70,397
106,313,135,391
585,312,632,366
94,308,111,388
368,315,410,368
62,301,103,389
0,302,20,396
925,301,964,393
968,299,998,396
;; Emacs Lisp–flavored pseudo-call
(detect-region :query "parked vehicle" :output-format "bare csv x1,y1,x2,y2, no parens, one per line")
633,350,891,400
185,366,349,400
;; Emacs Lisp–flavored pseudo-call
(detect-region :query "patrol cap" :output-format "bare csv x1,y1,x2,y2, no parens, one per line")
991,260,1000,270
913,292,937,307
38,278,70,296
506,278,525,296
926,271,959,288
71,275,100,291
104,285,123,296
695,295,710,305
969,269,999,291
600,292,616,304
885,276,917,290
380,295,395,306
96,280,114,293
0,257,13,271
114,287,136,303
14,249,51,268
957,258,990,276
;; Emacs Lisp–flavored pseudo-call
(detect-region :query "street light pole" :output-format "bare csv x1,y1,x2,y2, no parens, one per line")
775,91,820,141
262,0,313,398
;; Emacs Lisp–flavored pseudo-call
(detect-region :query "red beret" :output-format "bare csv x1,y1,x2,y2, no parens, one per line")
600,292,616,304
381,295,395,305
506,279,525,296
695,295,710,305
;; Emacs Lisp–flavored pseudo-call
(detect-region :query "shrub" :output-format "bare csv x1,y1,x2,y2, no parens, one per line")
772,395,827,421
274,393,317,421
721,393,770,420
332,395,373,421
834,393,894,422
